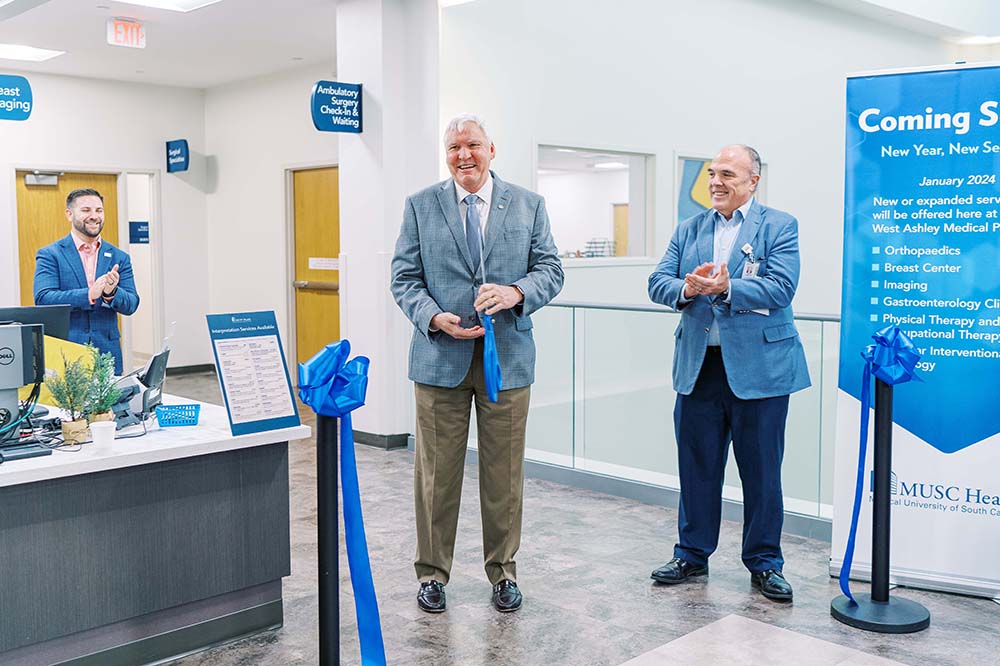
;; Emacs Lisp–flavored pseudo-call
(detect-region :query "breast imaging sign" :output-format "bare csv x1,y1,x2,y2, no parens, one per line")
0,74,32,121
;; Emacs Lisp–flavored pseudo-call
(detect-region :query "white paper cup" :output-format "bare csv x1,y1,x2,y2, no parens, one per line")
90,421,117,450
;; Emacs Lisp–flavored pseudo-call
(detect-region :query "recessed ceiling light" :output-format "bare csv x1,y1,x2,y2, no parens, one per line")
592,161,628,170
114,0,222,12
0,43,65,62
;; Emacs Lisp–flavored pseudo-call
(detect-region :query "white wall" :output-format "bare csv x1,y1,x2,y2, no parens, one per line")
0,70,210,366
203,63,339,337
125,172,155,356
538,169,628,256
440,0,954,315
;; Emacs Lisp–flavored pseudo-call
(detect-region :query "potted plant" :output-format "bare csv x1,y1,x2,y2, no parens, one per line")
86,347,122,423
45,351,92,445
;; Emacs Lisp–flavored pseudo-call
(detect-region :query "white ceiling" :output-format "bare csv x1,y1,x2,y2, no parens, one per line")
0,0,336,88
1,0,996,91
814,0,1000,40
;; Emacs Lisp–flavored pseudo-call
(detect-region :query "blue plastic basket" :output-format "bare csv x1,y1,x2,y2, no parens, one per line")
155,404,200,427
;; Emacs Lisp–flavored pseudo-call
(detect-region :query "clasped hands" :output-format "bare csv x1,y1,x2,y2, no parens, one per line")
683,262,730,299
431,283,523,340
88,263,120,302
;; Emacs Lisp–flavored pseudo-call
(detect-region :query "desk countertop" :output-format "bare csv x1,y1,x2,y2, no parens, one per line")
0,396,312,488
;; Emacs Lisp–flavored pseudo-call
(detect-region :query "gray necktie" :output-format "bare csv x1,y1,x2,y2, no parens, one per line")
464,194,482,274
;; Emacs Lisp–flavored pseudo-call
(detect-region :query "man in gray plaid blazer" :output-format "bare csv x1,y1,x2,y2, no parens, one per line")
390,114,563,614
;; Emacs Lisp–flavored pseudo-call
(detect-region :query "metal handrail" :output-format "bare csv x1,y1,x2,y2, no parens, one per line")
548,300,840,323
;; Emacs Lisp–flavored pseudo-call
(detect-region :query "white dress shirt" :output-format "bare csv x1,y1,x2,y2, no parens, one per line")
677,197,755,346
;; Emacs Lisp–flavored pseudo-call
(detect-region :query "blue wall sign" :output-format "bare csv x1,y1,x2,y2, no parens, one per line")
0,74,32,122
311,80,362,133
129,221,149,244
166,139,189,173
206,311,300,436
840,65,1000,453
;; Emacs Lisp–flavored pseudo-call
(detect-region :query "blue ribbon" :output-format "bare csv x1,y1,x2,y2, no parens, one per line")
298,340,386,666
483,313,503,402
839,325,921,603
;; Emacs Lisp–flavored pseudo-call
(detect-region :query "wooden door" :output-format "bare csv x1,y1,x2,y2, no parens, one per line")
292,167,340,365
613,203,629,257
16,171,120,306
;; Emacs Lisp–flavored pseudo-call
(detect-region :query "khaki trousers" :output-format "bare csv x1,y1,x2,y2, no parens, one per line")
413,340,530,586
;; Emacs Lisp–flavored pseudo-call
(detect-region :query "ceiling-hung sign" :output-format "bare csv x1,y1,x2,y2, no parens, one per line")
311,80,362,133
0,74,32,121
107,17,146,49
166,139,189,173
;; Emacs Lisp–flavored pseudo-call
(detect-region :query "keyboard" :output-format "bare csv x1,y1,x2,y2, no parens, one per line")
0,442,53,461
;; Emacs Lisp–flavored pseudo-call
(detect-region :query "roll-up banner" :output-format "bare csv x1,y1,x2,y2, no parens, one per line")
833,63,1000,598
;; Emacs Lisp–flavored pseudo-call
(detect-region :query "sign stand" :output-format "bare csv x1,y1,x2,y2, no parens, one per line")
832,379,930,633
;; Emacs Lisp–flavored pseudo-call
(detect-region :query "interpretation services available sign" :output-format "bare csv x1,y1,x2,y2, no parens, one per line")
207,311,300,436
832,64,1000,598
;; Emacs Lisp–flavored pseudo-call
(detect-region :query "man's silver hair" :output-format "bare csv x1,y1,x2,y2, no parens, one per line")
443,113,491,144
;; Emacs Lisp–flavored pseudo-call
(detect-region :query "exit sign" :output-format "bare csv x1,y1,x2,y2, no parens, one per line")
107,18,146,49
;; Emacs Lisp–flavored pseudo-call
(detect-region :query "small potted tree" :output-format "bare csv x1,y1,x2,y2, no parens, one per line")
86,347,122,423
45,351,91,445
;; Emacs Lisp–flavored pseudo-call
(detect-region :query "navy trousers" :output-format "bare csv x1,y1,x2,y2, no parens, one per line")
673,347,789,573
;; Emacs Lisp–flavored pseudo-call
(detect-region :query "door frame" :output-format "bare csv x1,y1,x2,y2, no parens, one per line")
283,160,339,384
8,163,166,374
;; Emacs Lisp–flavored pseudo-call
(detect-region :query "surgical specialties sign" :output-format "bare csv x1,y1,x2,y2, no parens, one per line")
311,80,362,133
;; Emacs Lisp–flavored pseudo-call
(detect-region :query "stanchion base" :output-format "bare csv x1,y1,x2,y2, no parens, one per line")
831,593,930,633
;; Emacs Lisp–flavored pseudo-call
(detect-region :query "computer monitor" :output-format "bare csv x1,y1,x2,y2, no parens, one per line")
0,305,71,341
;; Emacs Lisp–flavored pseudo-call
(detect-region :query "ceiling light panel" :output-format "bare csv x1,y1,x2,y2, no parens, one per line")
0,43,65,61
114,0,222,12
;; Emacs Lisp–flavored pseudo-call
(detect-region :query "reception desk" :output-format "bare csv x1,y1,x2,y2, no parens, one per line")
0,398,310,666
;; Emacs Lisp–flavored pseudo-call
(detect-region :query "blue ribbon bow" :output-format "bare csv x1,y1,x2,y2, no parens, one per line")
298,340,385,665
483,313,503,402
839,325,921,603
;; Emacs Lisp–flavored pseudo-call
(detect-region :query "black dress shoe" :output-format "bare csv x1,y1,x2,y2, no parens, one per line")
751,569,793,601
417,580,446,613
650,557,708,584
491,579,522,612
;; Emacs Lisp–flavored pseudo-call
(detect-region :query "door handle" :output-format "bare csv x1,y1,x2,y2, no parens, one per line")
293,280,339,292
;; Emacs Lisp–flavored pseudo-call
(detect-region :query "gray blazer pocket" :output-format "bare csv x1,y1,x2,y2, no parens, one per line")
763,323,797,343
514,316,533,331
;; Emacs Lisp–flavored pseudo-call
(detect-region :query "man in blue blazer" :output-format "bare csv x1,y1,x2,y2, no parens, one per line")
647,145,809,601
391,114,563,614
34,188,140,374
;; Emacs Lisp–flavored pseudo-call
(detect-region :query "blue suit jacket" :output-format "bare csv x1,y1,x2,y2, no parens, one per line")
648,201,810,400
391,173,564,389
34,234,140,374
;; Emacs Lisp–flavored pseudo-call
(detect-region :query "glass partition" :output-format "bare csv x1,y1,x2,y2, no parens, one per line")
526,302,840,519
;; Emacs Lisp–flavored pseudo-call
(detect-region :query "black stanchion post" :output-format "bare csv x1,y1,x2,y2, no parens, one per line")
871,379,893,603
317,414,340,665
831,379,930,633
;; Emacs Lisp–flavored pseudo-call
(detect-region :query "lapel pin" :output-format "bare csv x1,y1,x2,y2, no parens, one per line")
104,252,112,257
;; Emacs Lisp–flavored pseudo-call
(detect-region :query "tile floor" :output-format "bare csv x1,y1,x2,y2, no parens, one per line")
165,372,999,666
